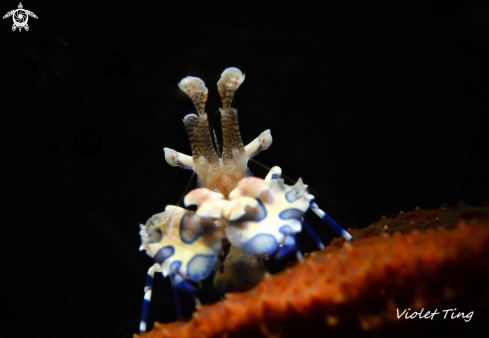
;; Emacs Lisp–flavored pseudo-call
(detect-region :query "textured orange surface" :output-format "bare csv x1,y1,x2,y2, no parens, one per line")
136,203,489,338
326,201,489,252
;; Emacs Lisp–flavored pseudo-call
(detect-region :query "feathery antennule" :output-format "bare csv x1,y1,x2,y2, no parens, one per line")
217,67,245,109
166,67,272,198
183,112,219,168
178,76,208,116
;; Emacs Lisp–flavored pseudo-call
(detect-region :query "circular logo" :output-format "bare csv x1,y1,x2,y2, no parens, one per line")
13,9,27,25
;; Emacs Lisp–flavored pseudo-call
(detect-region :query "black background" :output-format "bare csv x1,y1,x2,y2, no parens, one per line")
1,1,488,337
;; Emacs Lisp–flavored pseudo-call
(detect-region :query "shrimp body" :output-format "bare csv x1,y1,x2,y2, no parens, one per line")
139,205,222,280
138,67,351,333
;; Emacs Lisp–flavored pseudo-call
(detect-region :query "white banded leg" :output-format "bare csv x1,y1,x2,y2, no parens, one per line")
310,202,353,241
139,264,161,333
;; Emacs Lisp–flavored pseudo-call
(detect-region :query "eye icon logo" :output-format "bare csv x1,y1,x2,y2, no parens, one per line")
3,3,37,32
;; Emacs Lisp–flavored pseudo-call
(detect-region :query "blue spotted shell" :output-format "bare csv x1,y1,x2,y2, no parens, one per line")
139,205,222,280
184,174,314,256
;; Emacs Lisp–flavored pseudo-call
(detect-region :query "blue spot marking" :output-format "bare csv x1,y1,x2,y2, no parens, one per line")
180,212,204,244
285,187,299,203
154,245,175,265
271,173,280,180
235,199,267,222
242,233,278,256
170,260,181,273
187,254,218,280
172,273,184,285
279,225,292,234
174,277,196,292
151,228,163,242
275,235,296,260
279,208,303,221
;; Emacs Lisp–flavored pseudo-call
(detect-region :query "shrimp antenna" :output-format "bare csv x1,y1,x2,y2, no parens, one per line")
176,171,196,207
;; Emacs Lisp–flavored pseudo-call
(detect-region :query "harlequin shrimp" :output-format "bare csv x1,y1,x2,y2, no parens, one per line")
138,67,352,333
